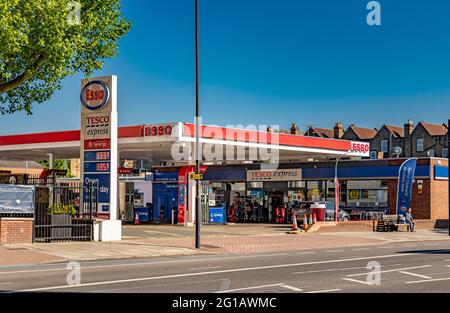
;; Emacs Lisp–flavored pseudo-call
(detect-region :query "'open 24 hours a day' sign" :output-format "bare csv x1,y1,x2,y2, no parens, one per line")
81,76,118,218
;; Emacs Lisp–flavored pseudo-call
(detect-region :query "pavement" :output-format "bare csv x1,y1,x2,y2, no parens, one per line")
2,240,450,293
1,224,449,266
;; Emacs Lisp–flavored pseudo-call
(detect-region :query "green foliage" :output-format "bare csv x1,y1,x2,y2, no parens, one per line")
37,159,74,178
47,203,77,216
0,0,131,114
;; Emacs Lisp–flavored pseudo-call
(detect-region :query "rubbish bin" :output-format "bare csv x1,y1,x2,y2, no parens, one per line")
310,208,326,222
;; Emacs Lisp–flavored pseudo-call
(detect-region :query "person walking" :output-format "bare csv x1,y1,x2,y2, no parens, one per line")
405,208,417,232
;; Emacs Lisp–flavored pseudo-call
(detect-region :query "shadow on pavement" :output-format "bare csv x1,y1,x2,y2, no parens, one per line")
398,249,450,255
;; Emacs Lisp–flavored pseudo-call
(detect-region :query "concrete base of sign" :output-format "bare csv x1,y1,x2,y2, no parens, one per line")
93,221,100,242
99,220,122,241
186,222,194,228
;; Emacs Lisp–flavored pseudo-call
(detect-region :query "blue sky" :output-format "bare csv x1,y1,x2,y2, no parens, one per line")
1,0,450,135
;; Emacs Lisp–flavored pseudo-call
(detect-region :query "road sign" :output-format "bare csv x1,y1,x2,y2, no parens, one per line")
190,174,204,181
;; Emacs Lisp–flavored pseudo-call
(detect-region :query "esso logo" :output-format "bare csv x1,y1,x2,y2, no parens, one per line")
351,142,370,154
144,125,173,137
81,81,110,111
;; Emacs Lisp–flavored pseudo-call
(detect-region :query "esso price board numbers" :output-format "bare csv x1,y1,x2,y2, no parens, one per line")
84,151,111,162
96,151,110,161
96,162,110,172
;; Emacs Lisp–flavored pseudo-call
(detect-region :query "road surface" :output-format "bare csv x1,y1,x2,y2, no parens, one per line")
1,240,450,293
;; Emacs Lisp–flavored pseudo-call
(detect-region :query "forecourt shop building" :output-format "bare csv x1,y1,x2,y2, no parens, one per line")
0,122,371,225
0,123,448,229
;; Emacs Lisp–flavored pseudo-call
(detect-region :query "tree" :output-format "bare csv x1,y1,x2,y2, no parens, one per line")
0,0,131,114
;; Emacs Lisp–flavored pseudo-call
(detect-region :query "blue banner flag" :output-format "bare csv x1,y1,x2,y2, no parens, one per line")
396,158,417,216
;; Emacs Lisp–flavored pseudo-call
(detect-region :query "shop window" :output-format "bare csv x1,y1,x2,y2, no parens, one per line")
427,149,435,157
416,138,424,152
345,180,388,208
306,181,325,202
381,140,389,153
370,151,377,160
442,148,448,158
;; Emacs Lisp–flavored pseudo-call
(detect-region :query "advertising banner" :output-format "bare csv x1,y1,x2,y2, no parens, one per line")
0,185,35,214
396,158,417,216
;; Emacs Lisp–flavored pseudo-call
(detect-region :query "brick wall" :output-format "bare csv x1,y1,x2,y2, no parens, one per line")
388,179,432,219
387,159,448,220
430,159,448,220
0,218,34,245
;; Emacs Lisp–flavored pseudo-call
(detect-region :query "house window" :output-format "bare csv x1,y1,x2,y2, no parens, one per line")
370,151,377,160
427,149,435,157
416,138,424,152
381,140,389,153
443,148,449,158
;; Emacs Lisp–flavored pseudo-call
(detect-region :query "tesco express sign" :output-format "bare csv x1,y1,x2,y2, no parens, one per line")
350,141,370,156
81,80,110,111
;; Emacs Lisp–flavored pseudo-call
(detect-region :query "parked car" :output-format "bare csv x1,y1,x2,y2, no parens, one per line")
292,201,350,222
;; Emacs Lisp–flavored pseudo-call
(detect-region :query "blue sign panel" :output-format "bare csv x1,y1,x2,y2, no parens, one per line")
154,172,178,182
396,158,417,216
209,207,226,224
83,173,111,205
435,166,449,180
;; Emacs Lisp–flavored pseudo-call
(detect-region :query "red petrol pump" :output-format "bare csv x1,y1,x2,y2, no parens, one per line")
275,205,286,224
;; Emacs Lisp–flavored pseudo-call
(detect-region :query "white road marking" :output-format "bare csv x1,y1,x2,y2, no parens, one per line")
293,266,367,275
292,263,403,275
325,250,344,253
338,256,362,259
346,265,431,277
341,278,372,285
378,246,394,249
296,252,315,255
0,282,13,285
424,243,440,247
306,289,342,294
406,277,450,284
216,283,286,293
190,266,222,271
398,271,432,279
353,248,370,251
280,284,303,292
0,253,288,275
14,253,415,292
402,245,418,248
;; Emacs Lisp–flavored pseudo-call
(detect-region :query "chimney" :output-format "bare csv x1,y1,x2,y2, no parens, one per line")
404,120,414,157
334,122,344,139
290,123,300,135
267,127,272,133
405,119,414,135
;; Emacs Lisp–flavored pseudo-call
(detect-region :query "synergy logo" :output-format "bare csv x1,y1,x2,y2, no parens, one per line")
80,80,110,111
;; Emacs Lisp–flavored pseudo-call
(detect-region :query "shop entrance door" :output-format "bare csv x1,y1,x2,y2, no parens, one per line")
268,192,285,223
155,194,168,222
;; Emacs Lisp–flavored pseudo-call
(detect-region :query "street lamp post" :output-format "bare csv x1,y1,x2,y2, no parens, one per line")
334,152,350,222
194,0,201,249
448,119,449,237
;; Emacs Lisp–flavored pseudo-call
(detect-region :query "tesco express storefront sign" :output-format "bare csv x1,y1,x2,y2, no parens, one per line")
350,141,370,157
247,169,302,182
80,80,111,111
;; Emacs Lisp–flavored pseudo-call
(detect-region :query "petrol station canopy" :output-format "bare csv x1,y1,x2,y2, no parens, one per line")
0,122,371,163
